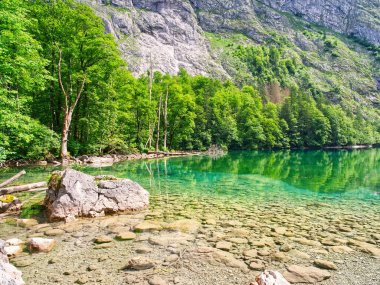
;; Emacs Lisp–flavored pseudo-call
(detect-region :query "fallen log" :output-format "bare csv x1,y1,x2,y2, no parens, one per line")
0,170,26,188
0,181,47,195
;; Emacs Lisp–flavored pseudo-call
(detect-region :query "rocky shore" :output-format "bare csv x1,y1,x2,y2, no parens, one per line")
0,190,379,285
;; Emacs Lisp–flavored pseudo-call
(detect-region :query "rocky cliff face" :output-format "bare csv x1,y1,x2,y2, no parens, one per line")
81,0,228,77
82,0,379,78
260,0,380,46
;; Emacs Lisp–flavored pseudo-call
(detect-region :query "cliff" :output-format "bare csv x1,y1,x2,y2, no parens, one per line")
79,0,380,111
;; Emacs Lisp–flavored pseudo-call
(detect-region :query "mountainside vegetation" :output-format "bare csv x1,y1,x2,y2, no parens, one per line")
0,0,379,162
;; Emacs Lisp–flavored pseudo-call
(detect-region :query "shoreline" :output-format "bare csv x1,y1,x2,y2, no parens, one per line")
0,151,203,169
0,144,376,169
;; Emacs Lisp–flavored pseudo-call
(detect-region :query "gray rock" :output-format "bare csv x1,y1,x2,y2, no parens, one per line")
44,169,149,221
0,240,25,285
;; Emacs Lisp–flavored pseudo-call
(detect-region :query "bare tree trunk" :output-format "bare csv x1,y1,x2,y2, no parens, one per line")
58,49,86,159
0,170,26,188
0,182,47,195
146,54,153,149
60,110,73,159
163,84,168,150
155,95,162,153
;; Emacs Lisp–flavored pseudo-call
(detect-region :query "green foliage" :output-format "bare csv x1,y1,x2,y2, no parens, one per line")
0,0,378,161
0,111,59,159
233,44,298,88
20,204,45,219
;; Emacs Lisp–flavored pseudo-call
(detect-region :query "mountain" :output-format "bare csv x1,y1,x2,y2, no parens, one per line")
80,0,380,115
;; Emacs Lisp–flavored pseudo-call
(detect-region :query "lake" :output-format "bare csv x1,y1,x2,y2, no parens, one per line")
1,149,379,285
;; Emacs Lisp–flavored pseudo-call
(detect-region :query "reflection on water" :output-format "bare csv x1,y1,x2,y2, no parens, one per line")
1,149,379,203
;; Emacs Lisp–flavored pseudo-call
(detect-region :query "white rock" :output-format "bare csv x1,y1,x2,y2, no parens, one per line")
253,270,291,285
5,238,23,246
28,238,56,253
4,246,22,258
0,240,25,285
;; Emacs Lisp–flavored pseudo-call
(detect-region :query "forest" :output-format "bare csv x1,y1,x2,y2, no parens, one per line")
0,0,379,161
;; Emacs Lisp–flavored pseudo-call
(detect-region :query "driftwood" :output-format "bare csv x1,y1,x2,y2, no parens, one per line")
0,182,47,195
0,170,26,188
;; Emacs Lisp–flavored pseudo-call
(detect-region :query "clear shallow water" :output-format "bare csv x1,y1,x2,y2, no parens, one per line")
1,149,380,204
1,150,380,285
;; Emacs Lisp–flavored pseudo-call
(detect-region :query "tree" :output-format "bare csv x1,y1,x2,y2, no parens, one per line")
30,0,123,159
0,0,59,160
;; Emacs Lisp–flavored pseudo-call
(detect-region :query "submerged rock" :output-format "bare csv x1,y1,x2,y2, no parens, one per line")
313,259,338,270
283,265,331,283
44,169,149,221
0,240,25,285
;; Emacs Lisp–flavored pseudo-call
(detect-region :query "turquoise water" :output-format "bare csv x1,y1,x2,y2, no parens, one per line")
2,149,379,204
1,149,380,285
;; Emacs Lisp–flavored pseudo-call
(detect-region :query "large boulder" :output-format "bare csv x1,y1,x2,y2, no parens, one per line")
0,240,25,285
44,169,149,221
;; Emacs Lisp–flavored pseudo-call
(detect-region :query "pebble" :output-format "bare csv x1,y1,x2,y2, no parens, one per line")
314,259,338,270
148,275,167,285
249,260,265,271
216,241,232,251
44,229,65,236
125,257,157,270
94,235,113,244
115,232,136,241
243,249,258,258
75,276,89,284
136,246,153,254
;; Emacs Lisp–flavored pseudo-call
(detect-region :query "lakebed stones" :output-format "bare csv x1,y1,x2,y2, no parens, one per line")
44,169,149,221
348,240,380,258
0,240,25,285
283,265,331,283
213,250,249,272
28,238,56,253
251,270,291,285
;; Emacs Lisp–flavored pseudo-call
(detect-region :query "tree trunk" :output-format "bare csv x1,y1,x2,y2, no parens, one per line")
0,182,47,195
164,84,168,150
147,54,153,149
60,110,73,159
0,170,26,188
155,95,162,153
57,48,86,160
